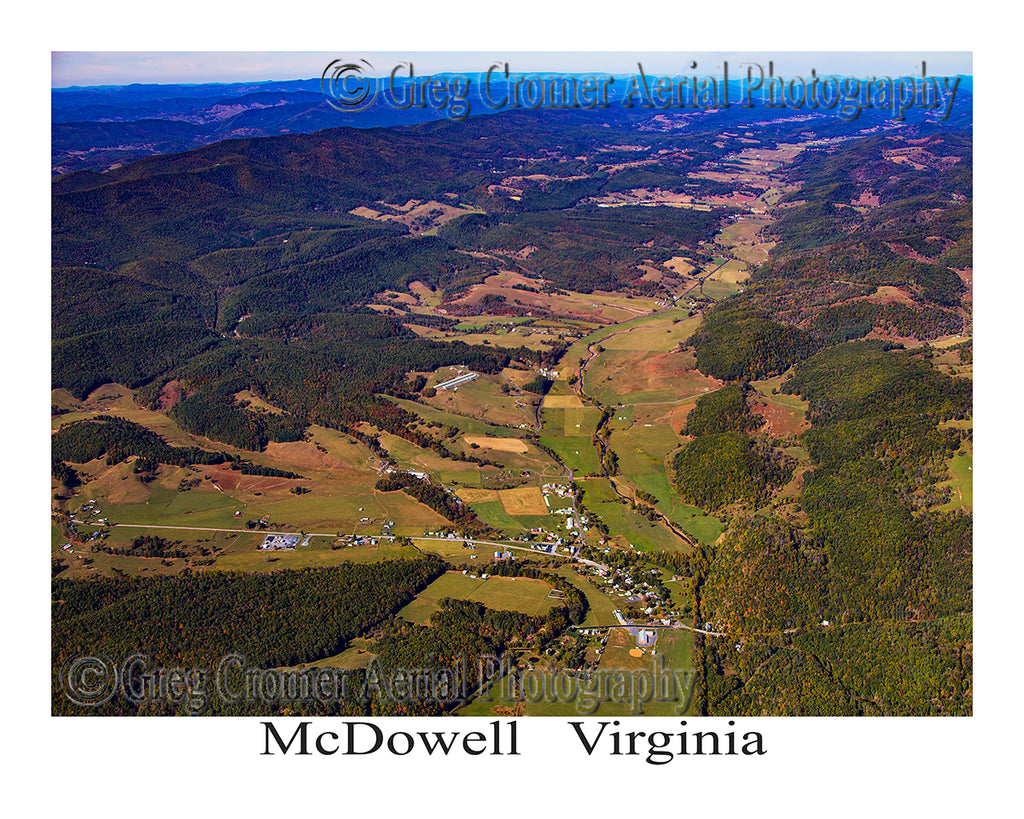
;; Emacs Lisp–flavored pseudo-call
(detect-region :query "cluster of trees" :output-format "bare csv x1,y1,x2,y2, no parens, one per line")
52,266,212,341
170,391,306,452
521,375,551,395
52,557,446,715
673,431,791,514
698,615,971,716
369,563,590,716
217,235,495,329
700,518,826,634
369,597,545,716
683,383,762,437
811,300,964,343
93,534,193,559
673,384,790,513
52,415,228,467
230,461,302,479
52,321,219,400
689,299,817,381
758,238,966,309
51,457,80,488
682,126,973,715
128,312,530,454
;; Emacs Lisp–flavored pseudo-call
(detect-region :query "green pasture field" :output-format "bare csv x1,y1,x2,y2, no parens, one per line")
750,376,808,409
389,399,560,474
590,499,688,553
212,541,421,572
408,281,443,307
68,455,449,549
600,423,721,544
467,500,527,536
439,470,482,487
626,471,722,544
410,537,485,565
376,429,510,485
423,370,537,428
584,346,714,407
716,218,763,246
54,394,458,539
700,279,742,300
608,423,680,474
937,443,973,513
608,406,635,428
598,312,701,353
544,379,576,397
539,435,602,477
424,328,566,352
289,639,377,671
398,571,558,623
388,396,508,437
707,259,750,284
562,308,690,369
730,243,773,265
61,527,423,579
553,566,619,627
562,406,603,437
578,477,618,504
456,673,529,717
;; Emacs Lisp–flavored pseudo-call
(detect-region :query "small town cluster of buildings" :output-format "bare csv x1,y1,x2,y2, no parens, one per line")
72,499,107,526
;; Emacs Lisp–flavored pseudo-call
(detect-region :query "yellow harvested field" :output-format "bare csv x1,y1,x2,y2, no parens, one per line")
498,486,549,515
932,334,972,349
542,394,585,408
457,487,501,503
665,256,696,276
709,260,751,284
262,440,347,471
463,435,529,453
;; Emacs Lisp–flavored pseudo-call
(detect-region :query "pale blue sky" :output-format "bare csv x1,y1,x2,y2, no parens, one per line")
51,51,972,88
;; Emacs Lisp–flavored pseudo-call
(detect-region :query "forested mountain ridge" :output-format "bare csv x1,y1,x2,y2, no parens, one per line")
680,128,972,717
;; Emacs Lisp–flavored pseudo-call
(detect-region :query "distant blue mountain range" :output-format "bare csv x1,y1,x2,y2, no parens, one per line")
52,73,972,175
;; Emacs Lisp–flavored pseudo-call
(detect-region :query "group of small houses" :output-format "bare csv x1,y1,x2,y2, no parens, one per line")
67,499,108,543
542,483,586,537
586,560,680,621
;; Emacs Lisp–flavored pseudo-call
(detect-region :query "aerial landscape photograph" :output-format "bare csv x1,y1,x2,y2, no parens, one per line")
48,47,976,728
